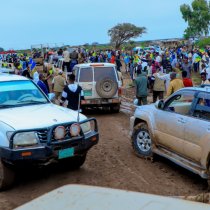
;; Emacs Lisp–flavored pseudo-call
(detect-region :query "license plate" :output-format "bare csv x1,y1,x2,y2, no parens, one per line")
84,90,92,96
58,148,74,159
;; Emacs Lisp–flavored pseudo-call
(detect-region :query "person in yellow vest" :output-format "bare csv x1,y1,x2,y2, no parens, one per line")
166,72,184,97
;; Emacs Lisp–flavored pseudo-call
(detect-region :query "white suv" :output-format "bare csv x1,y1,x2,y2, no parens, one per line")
73,63,122,112
0,73,99,189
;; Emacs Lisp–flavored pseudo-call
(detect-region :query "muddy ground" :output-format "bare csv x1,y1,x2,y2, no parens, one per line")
0,66,207,209
0,110,208,209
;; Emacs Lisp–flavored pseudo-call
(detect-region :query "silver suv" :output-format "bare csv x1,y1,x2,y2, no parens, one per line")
73,63,122,112
130,85,210,185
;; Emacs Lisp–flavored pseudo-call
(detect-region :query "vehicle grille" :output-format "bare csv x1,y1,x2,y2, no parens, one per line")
36,125,80,143
37,130,48,142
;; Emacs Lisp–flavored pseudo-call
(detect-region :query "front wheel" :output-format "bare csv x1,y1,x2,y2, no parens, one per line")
0,160,15,190
132,123,153,158
70,154,87,169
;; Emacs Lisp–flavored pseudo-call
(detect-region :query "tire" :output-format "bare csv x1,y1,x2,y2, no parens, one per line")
70,154,86,169
110,104,120,113
59,154,86,170
132,123,153,158
96,77,118,99
207,167,210,191
0,160,15,190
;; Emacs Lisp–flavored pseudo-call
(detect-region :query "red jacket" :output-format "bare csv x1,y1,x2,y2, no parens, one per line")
183,78,193,87
110,56,115,64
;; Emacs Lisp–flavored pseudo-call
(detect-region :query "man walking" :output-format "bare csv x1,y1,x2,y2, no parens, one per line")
181,57,191,78
37,73,48,95
60,74,84,111
167,72,184,96
62,48,70,72
182,71,193,87
134,65,148,106
70,49,79,72
153,67,165,103
52,70,66,100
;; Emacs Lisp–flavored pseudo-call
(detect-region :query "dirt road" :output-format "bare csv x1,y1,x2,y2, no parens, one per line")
0,111,207,209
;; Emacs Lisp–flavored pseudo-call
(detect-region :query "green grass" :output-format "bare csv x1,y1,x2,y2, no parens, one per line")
191,72,201,86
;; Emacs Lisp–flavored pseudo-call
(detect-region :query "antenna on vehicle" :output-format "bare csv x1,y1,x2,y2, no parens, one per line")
77,93,81,123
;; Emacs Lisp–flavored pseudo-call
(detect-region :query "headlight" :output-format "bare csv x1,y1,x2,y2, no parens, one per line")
80,122,91,134
54,126,66,140
13,132,38,147
70,123,81,137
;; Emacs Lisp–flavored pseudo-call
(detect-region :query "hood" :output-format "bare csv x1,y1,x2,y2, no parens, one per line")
134,104,156,115
0,104,87,130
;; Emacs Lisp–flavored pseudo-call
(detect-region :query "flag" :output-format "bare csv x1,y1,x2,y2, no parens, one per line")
29,58,33,65
30,59,36,71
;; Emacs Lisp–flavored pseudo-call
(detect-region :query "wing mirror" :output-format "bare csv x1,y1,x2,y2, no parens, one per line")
48,93,55,101
155,100,164,109
133,98,138,106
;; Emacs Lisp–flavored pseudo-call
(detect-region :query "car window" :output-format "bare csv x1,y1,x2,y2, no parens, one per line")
193,92,210,121
79,67,93,82
94,67,117,82
164,91,195,115
73,67,79,82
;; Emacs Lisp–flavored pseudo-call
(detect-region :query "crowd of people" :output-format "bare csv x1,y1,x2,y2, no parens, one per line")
129,46,210,105
1,44,210,108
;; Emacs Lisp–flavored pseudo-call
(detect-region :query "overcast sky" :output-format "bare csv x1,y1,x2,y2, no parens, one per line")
0,0,193,50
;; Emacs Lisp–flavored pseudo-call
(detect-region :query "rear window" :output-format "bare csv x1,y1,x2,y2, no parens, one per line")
79,67,93,82
94,67,117,82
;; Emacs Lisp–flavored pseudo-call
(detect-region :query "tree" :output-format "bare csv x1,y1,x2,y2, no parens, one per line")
0,47,4,52
108,23,146,49
92,42,99,46
180,0,210,38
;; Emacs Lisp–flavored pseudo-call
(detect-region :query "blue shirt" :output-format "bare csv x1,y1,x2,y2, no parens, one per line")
37,80,48,95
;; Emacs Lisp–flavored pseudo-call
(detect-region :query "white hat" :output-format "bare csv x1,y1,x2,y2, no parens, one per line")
58,69,63,74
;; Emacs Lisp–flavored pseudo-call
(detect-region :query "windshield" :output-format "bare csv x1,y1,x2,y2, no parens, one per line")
0,80,49,108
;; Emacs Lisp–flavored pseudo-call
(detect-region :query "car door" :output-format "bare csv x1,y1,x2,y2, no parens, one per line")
78,67,94,99
183,92,210,164
154,90,194,156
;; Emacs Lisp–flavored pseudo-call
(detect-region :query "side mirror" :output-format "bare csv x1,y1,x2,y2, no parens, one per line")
133,98,138,106
155,100,164,109
48,93,55,101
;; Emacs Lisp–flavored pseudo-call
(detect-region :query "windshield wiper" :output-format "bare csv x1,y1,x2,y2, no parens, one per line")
17,100,48,104
0,104,16,108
